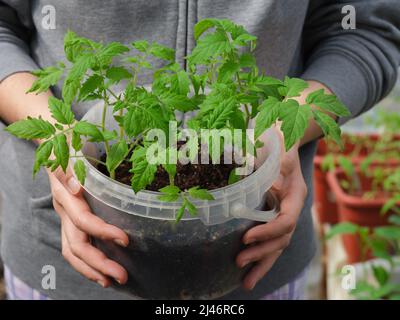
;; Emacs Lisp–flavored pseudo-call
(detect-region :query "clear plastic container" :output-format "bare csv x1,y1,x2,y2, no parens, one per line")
70,103,281,299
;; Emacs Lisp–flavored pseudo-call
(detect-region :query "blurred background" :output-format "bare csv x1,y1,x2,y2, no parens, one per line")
0,80,399,301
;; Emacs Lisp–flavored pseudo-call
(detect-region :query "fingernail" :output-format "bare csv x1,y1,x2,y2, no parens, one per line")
97,280,106,288
114,239,127,247
67,177,81,193
244,238,255,245
115,278,122,285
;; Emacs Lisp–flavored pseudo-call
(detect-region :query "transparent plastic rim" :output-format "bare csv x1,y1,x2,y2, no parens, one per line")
72,127,281,210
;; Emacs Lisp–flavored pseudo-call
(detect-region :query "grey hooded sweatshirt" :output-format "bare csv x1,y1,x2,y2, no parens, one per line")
0,0,399,300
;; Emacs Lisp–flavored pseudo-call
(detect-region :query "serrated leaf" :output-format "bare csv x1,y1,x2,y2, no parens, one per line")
33,140,53,176
62,78,81,105
282,77,308,98
188,187,214,200
79,74,103,100
6,117,55,140
306,89,350,117
106,140,128,173
255,96,281,138
158,193,180,202
73,159,86,185
106,66,132,83
130,158,157,193
28,65,64,94
313,109,342,146
97,42,130,65
48,96,75,125
188,31,231,65
174,70,190,95
53,134,69,172
149,43,175,61
205,97,237,129
73,121,104,142
194,18,217,40
279,100,312,151
218,60,239,83
123,108,146,137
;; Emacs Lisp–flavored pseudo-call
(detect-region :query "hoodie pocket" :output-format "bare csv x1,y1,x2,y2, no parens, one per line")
30,194,62,251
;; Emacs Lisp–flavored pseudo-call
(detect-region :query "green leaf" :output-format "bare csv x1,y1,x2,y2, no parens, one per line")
372,265,390,286
48,96,75,125
132,40,149,52
325,222,360,240
313,110,342,146
71,131,82,151
279,99,312,151
73,121,104,142
6,117,55,140
123,108,146,137
255,96,281,138
205,97,237,129
185,198,198,216
282,77,308,98
175,203,186,222
53,134,69,172
218,60,239,83
382,195,400,214
375,226,400,240
338,156,355,179
149,43,175,61
73,159,86,185
106,66,132,83
158,185,180,202
174,70,190,95
194,18,217,40
130,147,157,193
33,140,53,176
306,89,351,117
79,74,103,100
228,169,241,185
106,140,128,173
62,78,81,105
188,31,231,65
188,187,214,200
28,65,64,94
239,52,256,67
97,42,130,65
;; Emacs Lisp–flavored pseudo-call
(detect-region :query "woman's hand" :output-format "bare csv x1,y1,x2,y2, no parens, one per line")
236,143,307,290
47,166,129,288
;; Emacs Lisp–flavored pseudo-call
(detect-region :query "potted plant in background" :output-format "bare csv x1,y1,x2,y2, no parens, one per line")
313,110,400,225
327,161,400,263
5,19,348,299
326,208,400,300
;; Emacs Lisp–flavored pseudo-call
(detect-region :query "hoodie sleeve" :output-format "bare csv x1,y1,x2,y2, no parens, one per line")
301,0,400,124
0,1,38,83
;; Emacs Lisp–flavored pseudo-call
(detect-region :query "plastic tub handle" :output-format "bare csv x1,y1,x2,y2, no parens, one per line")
231,191,280,222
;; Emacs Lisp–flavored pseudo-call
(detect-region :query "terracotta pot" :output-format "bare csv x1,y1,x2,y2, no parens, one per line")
313,134,399,225
326,168,396,264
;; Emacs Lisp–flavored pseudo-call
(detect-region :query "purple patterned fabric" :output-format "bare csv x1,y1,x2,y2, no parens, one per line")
4,264,307,300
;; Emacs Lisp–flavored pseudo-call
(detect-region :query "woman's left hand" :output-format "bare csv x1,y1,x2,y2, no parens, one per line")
236,143,307,290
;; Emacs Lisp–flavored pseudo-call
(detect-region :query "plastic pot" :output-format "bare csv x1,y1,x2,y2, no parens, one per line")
313,135,400,225
327,168,393,264
70,104,282,299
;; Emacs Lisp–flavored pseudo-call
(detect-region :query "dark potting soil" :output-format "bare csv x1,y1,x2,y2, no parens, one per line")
97,146,243,191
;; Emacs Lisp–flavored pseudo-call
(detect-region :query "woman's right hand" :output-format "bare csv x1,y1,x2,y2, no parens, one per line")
47,166,129,288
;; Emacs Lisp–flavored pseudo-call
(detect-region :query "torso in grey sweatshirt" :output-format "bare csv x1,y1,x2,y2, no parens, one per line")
0,0,399,300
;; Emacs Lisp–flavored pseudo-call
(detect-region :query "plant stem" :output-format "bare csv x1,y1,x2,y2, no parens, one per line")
71,155,106,166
